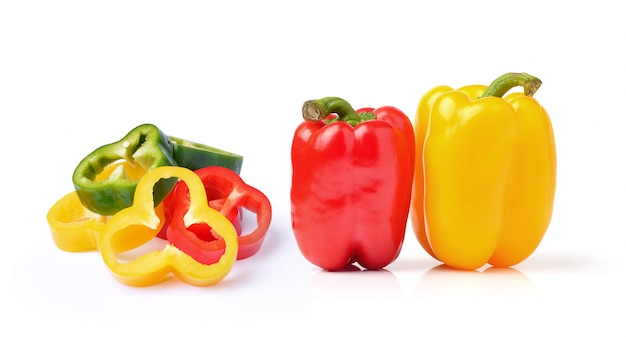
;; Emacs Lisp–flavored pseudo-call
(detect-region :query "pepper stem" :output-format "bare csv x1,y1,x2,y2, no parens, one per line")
480,72,542,98
302,97,374,126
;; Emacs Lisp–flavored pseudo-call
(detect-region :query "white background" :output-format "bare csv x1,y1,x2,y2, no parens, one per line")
2,0,625,335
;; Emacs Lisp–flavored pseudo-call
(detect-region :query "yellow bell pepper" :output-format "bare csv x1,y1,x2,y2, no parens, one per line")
99,166,238,286
411,72,557,270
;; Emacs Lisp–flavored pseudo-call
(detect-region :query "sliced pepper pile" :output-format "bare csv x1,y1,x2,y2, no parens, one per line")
99,166,239,287
47,123,272,286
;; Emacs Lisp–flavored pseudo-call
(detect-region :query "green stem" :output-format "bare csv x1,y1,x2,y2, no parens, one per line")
302,97,372,126
480,72,542,98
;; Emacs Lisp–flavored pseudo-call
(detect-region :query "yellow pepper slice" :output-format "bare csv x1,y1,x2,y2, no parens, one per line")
47,159,132,252
99,166,238,287
47,157,162,253
47,191,107,252
47,191,167,252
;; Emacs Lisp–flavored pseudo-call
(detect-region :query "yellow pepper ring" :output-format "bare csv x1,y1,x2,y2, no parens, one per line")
47,191,107,252
47,156,143,253
99,166,239,287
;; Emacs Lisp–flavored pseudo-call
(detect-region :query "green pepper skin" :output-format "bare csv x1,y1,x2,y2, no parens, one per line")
72,124,178,215
169,136,243,174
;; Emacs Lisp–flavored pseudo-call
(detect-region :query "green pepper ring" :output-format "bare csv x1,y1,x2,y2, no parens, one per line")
72,124,178,216
73,124,244,216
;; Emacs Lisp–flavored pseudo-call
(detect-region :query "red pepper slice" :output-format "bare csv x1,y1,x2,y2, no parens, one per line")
157,195,242,240
164,166,272,264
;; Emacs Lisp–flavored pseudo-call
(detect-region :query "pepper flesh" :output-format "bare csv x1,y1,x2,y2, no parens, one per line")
164,166,272,264
291,97,415,271
99,166,238,286
411,73,556,270
72,123,178,215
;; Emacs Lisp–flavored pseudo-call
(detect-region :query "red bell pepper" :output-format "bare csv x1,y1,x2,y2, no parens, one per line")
291,96,415,271
163,166,272,265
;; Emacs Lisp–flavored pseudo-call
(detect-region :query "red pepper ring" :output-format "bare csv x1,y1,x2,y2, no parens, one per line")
157,195,242,240
194,199,243,240
165,166,272,264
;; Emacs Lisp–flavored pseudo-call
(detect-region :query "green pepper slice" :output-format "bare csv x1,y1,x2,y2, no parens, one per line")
72,123,178,215
169,136,243,174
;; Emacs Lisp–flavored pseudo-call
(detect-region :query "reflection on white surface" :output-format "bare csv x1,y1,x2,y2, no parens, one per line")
415,264,536,299
306,266,405,320
309,266,403,301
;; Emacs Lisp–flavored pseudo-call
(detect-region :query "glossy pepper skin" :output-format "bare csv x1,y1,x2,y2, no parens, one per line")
411,73,557,270
291,97,415,271
99,166,238,287
72,124,178,215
